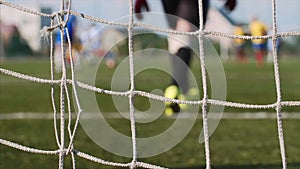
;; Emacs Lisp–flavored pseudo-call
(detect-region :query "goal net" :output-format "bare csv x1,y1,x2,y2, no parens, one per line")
0,0,300,169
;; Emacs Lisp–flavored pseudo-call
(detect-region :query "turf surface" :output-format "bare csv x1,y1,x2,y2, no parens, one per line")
1,58,300,113
1,58,300,168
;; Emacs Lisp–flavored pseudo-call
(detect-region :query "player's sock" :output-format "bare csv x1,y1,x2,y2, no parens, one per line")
256,50,264,67
171,47,191,92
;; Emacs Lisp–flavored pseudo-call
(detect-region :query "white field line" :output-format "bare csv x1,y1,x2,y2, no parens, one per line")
0,112,300,120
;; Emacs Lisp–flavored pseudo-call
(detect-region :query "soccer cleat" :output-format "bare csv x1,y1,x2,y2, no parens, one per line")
164,102,181,117
164,85,187,116
164,85,179,101
178,94,188,111
164,107,174,117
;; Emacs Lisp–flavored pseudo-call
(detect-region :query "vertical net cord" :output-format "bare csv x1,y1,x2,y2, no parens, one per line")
64,14,83,158
64,19,83,168
59,1,78,168
63,69,74,167
59,26,75,167
65,28,83,153
50,16,61,148
271,0,287,168
64,0,72,25
128,0,137,168
198,1,211,168
58,0,66,168
59,28,66,169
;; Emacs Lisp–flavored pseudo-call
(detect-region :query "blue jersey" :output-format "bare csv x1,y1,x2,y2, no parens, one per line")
55,15,77,43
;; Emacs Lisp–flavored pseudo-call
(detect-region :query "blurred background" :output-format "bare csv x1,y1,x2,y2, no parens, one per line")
0,0,299,59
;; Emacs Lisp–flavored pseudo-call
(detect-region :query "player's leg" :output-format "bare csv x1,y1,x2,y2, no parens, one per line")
163,0,209,115
254,43,265,67
161,0,180,29
236,45,247,62
168,0,208,92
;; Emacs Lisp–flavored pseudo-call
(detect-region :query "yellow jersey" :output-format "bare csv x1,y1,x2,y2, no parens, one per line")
249,20,267,44
233,26,245,45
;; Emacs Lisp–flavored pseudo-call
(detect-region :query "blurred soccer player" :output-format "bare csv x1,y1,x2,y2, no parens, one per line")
233,24,247,62
54,2,78,72
249,16,268,67
135,0,236,115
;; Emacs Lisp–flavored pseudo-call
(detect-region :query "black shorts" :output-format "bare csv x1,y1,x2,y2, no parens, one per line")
161,0,209,28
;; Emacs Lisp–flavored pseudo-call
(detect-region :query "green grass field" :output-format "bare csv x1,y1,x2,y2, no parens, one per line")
1,57,300,113
1,119,300,169
1,58,300,168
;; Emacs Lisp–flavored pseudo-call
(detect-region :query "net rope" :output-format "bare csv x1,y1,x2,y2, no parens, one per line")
0,0,300,168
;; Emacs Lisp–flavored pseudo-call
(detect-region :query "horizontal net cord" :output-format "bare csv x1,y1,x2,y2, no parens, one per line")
135,162,168,169
132,92,300,110
0,0,128,26
61,11,300,40
0,0,52,17
0,138,164,169
0,68,61,84
0,0,198,37
0,138,60,155
0,67,129,96
73,150,132,167
208,99,276,109
281,101,300,107
209,99,300,109
204,30,300,39
278,31,300,37
76,149,166,168
45,14,300,40
135,90,202,105
1,67,300,109
135,22,300,39
0,0,300,43
0,67,194,103
2,0,299,41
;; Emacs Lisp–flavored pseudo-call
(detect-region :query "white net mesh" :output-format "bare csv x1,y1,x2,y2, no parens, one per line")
0,0,300,169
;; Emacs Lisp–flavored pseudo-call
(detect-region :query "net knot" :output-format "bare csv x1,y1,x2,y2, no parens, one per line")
65,146,74,155
130,161,137,169
61,21,67,28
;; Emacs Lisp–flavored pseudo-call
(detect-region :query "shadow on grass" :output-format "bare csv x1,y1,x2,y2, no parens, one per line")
173,163,300,169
